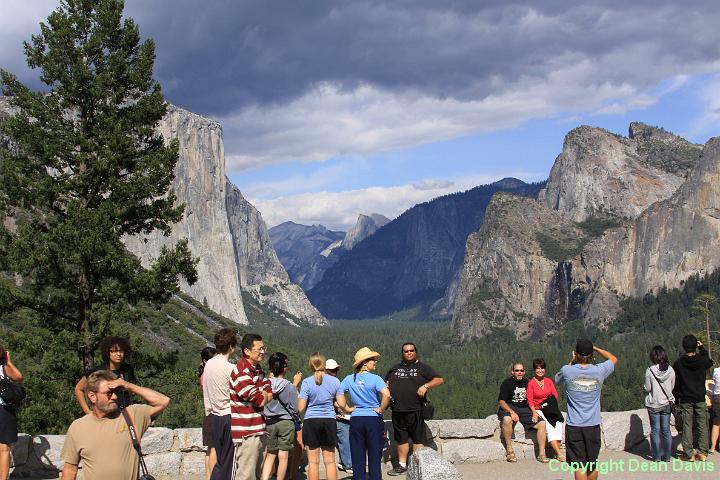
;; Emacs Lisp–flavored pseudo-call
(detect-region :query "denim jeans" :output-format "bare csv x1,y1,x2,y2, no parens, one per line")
336,419,352,468
350,415,385,480
647,405,672,461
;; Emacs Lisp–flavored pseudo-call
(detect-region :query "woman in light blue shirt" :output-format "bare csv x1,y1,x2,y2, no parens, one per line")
298,352,346,480
340,347,390,480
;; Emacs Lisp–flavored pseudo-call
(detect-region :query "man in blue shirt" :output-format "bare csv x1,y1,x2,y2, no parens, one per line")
555,340,618,480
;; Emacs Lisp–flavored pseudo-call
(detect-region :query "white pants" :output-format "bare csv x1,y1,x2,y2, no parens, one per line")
537,410,564,443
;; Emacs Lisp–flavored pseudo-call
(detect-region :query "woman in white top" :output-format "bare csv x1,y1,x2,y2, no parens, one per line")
0,343,24,480
710,366,720,454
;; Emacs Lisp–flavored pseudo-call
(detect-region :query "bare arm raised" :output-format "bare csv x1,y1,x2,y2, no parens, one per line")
106,378,170,418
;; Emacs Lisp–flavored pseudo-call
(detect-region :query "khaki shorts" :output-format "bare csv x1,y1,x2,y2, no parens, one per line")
266,419,295,451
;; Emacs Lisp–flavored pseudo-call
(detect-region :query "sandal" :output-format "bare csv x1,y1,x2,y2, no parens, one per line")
537,455,550,463
557,454,566,462
506,452,517,463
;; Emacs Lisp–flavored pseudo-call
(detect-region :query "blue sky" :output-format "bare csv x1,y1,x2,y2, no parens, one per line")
3,1,719,230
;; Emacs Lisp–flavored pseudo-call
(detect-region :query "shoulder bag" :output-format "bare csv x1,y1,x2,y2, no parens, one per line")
275,395,302,431
121,408,156,480
420,396,435,420
0,365,26,405
649,369,676,415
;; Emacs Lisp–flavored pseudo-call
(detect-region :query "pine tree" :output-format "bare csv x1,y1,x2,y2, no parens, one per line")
0,0,197,371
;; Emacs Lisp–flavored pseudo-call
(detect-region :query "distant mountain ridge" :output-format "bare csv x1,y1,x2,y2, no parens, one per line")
270,213,390,290
307,179,545,319
269,222,346,290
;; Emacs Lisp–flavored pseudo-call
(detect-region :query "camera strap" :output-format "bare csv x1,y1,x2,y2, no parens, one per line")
121,408,151,478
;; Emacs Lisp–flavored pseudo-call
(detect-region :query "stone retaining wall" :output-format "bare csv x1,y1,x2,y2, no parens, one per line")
10,409,657,476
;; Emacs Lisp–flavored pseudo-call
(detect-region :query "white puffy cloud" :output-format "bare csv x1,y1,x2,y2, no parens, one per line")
687,74,720,139
250,172,543,230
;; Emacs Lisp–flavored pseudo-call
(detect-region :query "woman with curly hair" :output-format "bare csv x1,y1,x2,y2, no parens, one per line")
74,336,136,414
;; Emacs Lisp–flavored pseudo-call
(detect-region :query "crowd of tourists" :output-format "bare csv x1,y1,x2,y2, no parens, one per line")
196,331,443,480
0,332,719,480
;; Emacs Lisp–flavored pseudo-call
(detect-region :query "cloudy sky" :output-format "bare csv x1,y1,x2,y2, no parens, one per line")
3,1,720,229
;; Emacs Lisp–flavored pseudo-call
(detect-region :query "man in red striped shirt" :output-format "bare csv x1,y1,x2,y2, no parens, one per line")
229,333,272,480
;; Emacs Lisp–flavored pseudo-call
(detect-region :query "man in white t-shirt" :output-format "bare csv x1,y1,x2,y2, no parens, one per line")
203,328,237,480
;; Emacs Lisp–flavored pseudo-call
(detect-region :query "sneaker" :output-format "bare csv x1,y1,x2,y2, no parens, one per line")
337,464,353,473
387,465,407,476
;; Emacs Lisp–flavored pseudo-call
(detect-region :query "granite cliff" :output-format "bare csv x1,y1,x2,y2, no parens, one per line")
453,124,713,340
308,179,544,320
226,182,325,325
102,104,323,326
341,213,390,250
269,222,346,290
118,105,249,323
538,123,700,222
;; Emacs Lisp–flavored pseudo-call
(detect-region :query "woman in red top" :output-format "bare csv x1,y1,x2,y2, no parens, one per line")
527,358,565,462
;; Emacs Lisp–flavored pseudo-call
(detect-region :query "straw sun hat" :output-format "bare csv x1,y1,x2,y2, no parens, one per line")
352,347,381,369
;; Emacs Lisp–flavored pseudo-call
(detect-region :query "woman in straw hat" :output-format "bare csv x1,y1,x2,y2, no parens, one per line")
339,347,391,480
298,352,348,480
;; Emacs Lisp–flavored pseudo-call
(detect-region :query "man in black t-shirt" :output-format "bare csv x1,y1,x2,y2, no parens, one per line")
384,342,444,476
498,362,547,463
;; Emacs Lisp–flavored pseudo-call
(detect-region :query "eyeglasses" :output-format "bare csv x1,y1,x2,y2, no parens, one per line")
403,349,415,353
513,369,525,372
98,389,117,398
251,347,266,353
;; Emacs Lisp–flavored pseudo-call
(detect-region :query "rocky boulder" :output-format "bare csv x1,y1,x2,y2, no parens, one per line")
408,447,463,479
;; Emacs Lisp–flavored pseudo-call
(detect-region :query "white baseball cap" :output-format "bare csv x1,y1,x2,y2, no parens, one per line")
325,359,340,370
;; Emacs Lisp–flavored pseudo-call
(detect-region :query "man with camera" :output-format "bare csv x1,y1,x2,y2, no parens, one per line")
60,370,170,480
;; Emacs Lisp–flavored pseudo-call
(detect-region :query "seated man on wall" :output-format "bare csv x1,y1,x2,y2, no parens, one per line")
498,361,548,463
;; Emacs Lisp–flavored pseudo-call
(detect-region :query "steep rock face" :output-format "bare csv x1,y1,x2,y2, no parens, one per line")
452,194,588,339
580,135,720,325
538,124,701,222
1,100,322,326
269,222,345,290
225,182,325,325
453,134,720,340
308,179,544,319
123,105,248,323
341,214,390,250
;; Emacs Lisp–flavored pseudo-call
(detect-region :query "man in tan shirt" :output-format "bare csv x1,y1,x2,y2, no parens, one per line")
60,370,170,480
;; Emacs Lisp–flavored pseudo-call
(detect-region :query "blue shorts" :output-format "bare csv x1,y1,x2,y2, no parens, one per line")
498,405,542,428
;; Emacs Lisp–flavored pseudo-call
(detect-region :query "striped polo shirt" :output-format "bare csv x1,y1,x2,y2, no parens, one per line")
229,356,271,441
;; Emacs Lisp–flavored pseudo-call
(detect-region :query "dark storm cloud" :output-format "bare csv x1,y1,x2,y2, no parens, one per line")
116,0,720,117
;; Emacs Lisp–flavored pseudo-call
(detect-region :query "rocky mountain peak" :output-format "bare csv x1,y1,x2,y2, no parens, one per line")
341,213,390,250
538,123,698,222
491,177,528,189
628,122,702,176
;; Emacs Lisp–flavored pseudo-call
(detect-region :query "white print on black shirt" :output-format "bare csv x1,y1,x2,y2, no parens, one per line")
512,387,527,404
393,367,420,378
